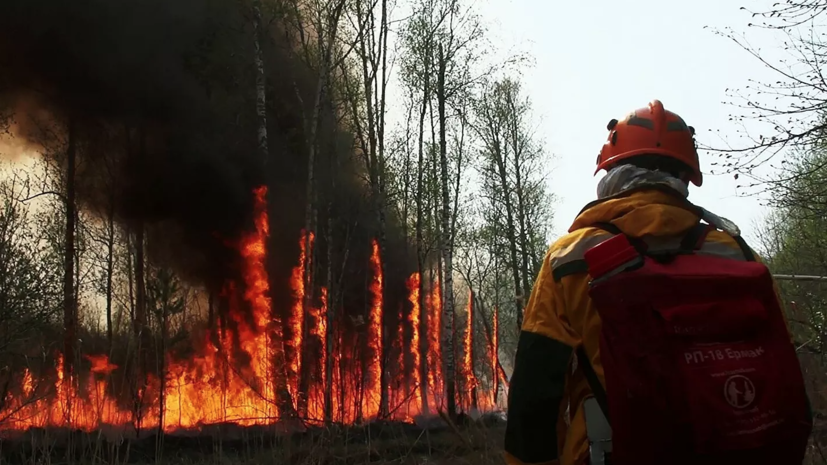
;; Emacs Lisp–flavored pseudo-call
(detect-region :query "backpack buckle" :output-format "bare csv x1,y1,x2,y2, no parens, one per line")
585,234,642,281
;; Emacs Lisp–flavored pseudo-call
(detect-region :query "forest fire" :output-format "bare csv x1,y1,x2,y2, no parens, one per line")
0,187,499,436
406,274,423,414
426,278,444,409
366,240,383,419
463,291,477,411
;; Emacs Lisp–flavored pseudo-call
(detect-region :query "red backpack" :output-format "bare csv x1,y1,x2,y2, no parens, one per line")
577,221,812,465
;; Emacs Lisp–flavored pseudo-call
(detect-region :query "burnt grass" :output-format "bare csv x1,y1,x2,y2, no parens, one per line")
0,413,507,464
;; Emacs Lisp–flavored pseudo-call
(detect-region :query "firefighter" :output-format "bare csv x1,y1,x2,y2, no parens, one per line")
502,100,810,465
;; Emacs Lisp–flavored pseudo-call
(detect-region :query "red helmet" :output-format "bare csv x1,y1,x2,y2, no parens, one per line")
595,100,702,186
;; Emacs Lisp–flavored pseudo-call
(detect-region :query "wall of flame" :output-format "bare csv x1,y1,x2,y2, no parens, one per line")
0,187,502,434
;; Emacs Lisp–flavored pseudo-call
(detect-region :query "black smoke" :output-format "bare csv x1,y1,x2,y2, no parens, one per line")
0,0,415,328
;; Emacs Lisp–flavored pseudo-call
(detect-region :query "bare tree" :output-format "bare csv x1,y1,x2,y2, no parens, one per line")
471,76,552,351
707,3,827,195
399,0,444,415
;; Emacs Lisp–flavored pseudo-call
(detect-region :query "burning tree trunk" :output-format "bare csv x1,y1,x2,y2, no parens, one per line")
406,273,423,414
298,0,345,418
62,118,77,389
323,208,334,422
377,0,391,420
463,289,477,411
367,240,383,419
413,36,432,415
436,42,457,419
297,228,315,416
491,303,499,405
251,0,296,418
133,221,147,433
158,286,169,436
347,0,392,418
426,268,443,409
472,291,508,404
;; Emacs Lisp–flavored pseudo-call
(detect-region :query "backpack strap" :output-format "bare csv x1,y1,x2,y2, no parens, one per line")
732,235,756,262
687,218,756,262
577,346,610,423
679,221,713,252
593,222,648,254
553,220,756,281
592,222,622,235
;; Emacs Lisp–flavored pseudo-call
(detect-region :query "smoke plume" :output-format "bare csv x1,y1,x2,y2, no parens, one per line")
0,0,414,309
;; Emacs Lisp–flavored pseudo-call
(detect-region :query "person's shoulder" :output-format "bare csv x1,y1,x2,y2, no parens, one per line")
703,229,762,262
548,226,614,255
546,226,615,281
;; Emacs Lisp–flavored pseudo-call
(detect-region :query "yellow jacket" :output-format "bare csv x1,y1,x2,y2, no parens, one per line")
503,187,770,465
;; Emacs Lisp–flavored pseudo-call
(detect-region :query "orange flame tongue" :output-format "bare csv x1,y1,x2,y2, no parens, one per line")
289,230,314,399
463,290,476,411
86,354,118,375
406,273,423,416
427,277,443,407
366,240,383,418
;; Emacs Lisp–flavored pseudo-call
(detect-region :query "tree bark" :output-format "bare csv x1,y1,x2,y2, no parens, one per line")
62,118,77,388
105,203,115,349
508,91,533,303
493,143,523,331
376,0,391,420
159,293,168,436
471,291,509,399
436,42,457,419
414,31,432,416
298,0,344,417
323,206,335,422
133,221,146,434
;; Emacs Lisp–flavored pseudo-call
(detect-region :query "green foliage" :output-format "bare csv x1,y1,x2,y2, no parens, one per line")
762,147,827,349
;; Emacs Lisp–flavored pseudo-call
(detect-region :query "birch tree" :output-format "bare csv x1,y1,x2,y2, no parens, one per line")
400,0,435,415
432,0,485,418
473,77,552,342
339,0,394,419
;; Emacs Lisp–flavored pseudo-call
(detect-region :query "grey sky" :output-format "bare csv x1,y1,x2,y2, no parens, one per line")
475,0,788,242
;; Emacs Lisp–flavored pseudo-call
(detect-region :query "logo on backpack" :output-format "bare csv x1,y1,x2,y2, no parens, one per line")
724,374,756,409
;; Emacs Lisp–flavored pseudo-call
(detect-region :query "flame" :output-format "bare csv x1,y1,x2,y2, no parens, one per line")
86,354,117,375
366,240,383,418
0,187,501,435
289,230,314,398
306,287,327,420
463,290,476,411
406,273,422,416
392,304,405,417
492,305,503,406
426,276,443,407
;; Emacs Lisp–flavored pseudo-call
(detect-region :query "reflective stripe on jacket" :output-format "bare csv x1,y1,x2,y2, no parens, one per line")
503,188,784,465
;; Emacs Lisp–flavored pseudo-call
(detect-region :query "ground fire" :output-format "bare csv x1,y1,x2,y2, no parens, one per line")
0,187,499,435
